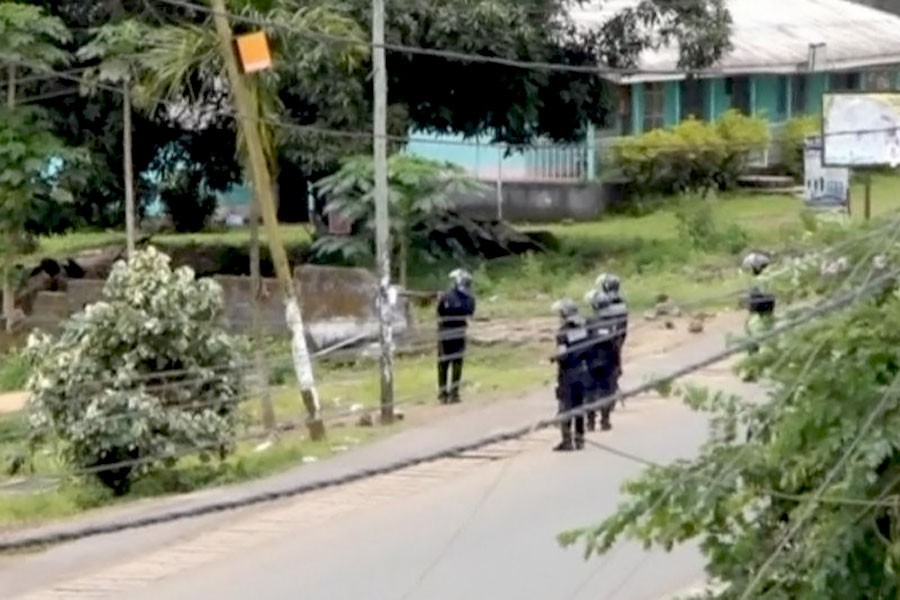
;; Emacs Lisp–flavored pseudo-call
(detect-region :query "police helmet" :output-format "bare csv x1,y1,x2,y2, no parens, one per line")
597,273,621,295
449,268,473,288
742,251,770,276
586,289,612,312
552,298,579,319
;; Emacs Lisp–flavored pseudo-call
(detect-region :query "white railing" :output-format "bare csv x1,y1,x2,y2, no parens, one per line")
521,144,588,181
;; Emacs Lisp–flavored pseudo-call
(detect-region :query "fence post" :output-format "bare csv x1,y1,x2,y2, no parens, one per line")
496,147,503,220
586,123,597,181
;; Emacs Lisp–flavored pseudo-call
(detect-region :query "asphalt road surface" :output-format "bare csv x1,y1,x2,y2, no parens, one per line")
125,394,729,600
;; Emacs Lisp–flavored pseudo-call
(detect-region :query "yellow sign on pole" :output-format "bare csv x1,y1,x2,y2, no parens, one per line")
236,31,272,73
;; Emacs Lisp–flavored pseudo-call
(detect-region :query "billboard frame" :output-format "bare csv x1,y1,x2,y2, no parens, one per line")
820,89,900,168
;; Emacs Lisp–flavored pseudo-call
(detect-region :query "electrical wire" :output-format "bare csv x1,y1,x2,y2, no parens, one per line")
152,0,900,78
0,265,894,551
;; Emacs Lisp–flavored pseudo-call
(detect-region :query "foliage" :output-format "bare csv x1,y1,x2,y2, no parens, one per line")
673,197,749,254
560,232,900,598
25,247,247,495
612,110,769,197
314,155,484,286
778,115,821,180
0,2,70,70
0,106,87,254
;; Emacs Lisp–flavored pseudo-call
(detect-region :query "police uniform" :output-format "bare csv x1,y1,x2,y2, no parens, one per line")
587,290,623,431
552,300,592,451
437,269,476,403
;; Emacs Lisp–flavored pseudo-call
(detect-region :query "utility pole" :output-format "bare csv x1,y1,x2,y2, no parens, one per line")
249,189,275,432
372,0,394,423
3,65,15,332
209,0,325,440
122,81,136,259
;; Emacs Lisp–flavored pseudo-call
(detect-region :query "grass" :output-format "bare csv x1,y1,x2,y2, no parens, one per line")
0,342,549,527
4,175,898,525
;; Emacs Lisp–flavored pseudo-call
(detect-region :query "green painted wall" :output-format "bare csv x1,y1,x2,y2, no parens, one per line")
632,82,644,133
709,79,727,119
754,75,782,121
664,81,680,126
807,73,828,115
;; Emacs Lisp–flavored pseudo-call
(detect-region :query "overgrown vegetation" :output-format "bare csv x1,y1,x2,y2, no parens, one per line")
560,208,900,598
25,247,247,495
778,114,821,180
609,110,769,197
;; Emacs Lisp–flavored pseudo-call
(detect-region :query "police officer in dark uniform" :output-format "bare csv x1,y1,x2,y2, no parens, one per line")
585,290,621,431
739,252,776,355
596,272,629,352
550,299,592,451
436,268,476,404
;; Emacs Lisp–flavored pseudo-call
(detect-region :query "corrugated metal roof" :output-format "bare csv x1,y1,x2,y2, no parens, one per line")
570,0,900,82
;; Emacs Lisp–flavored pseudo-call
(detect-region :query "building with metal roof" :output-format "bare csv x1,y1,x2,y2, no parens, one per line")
572,0,900,82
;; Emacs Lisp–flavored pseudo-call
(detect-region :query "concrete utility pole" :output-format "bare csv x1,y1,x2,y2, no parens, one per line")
122,81,136,259
372,0,395,423
209,0,325,440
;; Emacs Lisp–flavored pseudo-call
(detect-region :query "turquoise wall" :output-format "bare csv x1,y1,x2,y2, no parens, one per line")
402,132,526,176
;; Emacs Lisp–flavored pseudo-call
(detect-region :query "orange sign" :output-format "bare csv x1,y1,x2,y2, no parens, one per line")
235,31,272,74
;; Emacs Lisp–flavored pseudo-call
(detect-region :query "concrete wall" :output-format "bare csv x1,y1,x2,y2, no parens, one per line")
452,179,610,223
24,265,408,351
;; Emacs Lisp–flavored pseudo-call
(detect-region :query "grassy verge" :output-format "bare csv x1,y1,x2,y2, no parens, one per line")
0,342,548,527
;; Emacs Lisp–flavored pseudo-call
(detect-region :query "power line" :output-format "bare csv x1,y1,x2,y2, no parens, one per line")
0,265,894,551
152,0,899,78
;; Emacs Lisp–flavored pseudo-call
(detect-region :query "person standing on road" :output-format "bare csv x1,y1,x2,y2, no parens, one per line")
437,268,476,404
550,299,591,451
740,252,776,354
585,289,621,432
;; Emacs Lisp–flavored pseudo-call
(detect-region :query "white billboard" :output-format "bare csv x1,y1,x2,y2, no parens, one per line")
822,92,900,167
804,135,849,211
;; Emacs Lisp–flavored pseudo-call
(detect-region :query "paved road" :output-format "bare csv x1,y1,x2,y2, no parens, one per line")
123,380,751,600
4,321,750,599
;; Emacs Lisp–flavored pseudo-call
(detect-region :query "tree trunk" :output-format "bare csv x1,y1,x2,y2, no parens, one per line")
3,66,16,332
210,0,324,440
399,234,408,290
123,83,136,259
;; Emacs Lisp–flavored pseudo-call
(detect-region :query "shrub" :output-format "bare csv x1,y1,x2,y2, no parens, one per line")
25,247,248,495
674,198,750,254
778,115,820,180
610,110,769,197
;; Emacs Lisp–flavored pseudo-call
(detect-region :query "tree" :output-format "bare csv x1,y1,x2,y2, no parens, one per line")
314,155,484,288
78,19,157,255
559,235,900,598
0,106,86,325
0,2,72,330
25,247,247,495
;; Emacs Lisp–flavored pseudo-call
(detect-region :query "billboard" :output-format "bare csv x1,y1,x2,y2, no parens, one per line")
804,135,849,211
822,92,900,167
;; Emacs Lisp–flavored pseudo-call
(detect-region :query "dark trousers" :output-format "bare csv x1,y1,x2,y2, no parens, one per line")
558,383,585,444
438,338,465,402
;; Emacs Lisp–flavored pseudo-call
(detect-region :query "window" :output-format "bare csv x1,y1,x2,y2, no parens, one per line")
679,78,706,120
618,85,633,136
863,69,895,91
791,74,807,115
643,82,665,132
776,76,788,119
829,71,860,91
726,76,751,114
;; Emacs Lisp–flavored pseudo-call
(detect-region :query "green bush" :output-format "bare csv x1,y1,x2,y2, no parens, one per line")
611,110,769,197
778,115,820,180
25,247,248,495
674,198,750,254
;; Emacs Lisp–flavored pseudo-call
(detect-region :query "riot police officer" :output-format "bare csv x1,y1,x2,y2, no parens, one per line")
740,252,776,354
585,290,621,431
550,299,592,451
595,272,629,358
436,268,476,404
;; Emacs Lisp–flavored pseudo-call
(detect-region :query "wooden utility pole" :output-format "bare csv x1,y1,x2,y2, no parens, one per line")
3,65,16,332
372,0,395,423
249,190,275,432
209,0,324,440
122,82,136,258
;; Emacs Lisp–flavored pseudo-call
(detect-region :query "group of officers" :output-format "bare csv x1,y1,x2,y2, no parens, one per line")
433,250,779,453
434,268,629,453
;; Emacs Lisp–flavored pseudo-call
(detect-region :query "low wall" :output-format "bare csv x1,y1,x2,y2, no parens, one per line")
25,265,408,350
451,180,613,223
